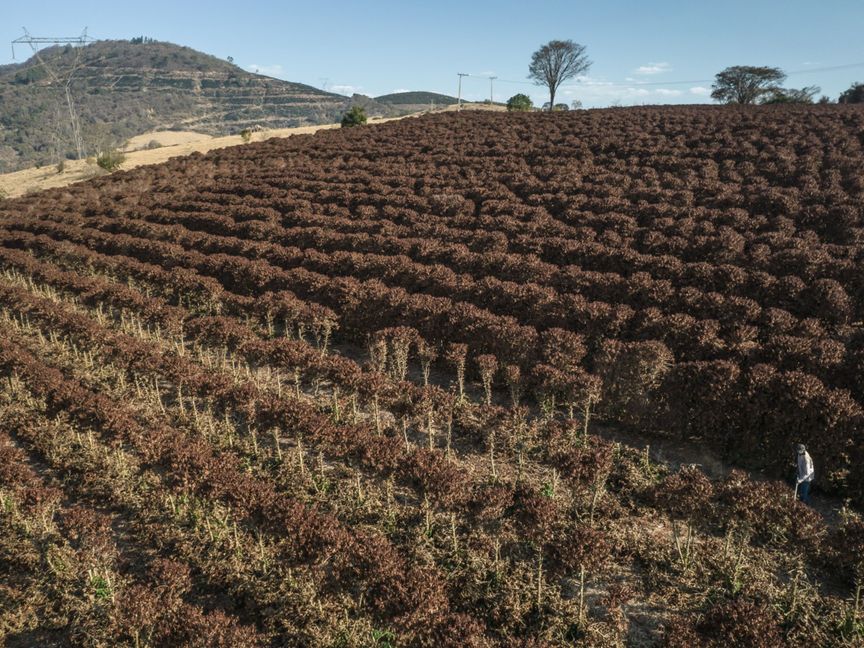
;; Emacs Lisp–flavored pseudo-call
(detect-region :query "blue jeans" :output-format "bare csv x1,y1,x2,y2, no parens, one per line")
798,480,812,505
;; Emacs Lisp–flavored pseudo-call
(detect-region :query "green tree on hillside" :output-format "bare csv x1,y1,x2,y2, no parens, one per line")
839,82,864,104
96,148,125,171
711,66,786,104
761,85,820,104
507,93,533,111
341,106,367,127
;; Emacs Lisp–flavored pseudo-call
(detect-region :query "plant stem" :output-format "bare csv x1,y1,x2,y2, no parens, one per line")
450,512,458,554
536,547,543,608
578,564,586,624
582,398,592,443
684,522,693,570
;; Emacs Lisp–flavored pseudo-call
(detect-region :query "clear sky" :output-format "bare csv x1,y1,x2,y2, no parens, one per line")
3,0,863,107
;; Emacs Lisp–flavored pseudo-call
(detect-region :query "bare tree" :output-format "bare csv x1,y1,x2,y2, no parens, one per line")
528,40,591,111
711,66,786,104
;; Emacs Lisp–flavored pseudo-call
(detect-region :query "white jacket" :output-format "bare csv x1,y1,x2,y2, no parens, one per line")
797,452,814,483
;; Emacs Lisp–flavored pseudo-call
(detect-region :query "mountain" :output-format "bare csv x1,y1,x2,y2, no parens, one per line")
375,91,460,110
0,39,398,173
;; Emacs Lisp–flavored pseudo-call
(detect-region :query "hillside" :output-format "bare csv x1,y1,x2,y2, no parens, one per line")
0,106,863,646
0,117,404,200
0,39,399,173
375,90,460,110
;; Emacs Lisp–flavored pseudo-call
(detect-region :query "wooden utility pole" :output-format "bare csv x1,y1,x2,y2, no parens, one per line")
457,73,469,109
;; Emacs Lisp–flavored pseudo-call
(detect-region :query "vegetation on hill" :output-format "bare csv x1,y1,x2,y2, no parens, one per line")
375,91,460,106
839,82,864,104
340,105,367,127
507,93,534,111
0,39,396,173
0,106,863,645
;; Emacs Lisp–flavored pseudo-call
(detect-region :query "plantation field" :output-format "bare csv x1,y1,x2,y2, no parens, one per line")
1,106,863,646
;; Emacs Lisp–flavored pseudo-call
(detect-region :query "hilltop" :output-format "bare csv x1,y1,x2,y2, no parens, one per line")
375,90,460,110
0,39,400,173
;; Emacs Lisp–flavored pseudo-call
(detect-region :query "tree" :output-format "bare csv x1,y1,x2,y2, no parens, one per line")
710,66,786,104
340,106,367,128
506,93,533,111
96,148,125,171
839,82,864,104
761,85,820,104
528,40,592,111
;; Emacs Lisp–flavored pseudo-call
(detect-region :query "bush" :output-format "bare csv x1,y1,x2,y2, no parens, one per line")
761,85,820,104
146,139,162,150
839,82,864,104
341,106,367,128
239,129,252,143
96,149,126,171
506,93,533,112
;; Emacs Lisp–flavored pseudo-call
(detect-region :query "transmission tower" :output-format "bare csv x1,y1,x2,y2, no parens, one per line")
12,27,94,161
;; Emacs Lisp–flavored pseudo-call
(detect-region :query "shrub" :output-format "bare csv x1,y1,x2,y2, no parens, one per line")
341,106,367,128
839,82,864,104
96,148,126,171
506,94,533,111
146,139,162,150
239,128,252,143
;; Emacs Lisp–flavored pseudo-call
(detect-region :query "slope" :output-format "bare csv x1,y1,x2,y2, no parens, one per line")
0,39,396,173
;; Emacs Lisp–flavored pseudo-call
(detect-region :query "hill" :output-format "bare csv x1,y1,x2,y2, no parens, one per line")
375,90,460,108
0,39,398,173
0,105,862,645
0,118,401,200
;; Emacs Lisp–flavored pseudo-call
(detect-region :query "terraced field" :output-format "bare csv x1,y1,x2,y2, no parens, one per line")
1,106,863,646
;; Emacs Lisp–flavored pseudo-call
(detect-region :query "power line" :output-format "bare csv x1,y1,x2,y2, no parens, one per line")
11,27,93,160
461,61,864,93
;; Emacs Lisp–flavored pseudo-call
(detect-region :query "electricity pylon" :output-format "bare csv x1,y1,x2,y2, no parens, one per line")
12,28,94,160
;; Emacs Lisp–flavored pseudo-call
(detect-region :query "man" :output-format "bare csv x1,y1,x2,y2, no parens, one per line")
796,444,814,505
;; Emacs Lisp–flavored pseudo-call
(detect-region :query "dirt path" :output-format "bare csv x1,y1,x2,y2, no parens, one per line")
589,421,844,526
334,335,847,525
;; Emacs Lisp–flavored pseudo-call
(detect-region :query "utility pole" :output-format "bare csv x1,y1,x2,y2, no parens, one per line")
489,76,497,104
457,73,469,109
12,27,93,161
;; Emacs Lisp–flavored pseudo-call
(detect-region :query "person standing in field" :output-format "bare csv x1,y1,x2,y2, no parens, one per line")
796,444,814,505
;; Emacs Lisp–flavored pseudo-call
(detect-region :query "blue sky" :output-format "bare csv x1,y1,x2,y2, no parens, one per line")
3,0,863,107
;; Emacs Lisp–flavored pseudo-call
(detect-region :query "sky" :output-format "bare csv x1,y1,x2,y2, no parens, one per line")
3,0,864,108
